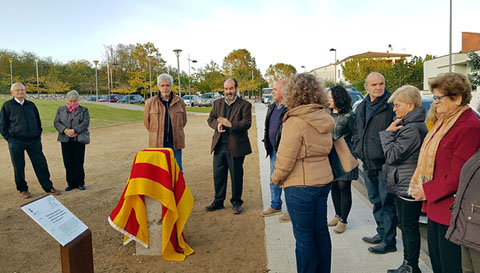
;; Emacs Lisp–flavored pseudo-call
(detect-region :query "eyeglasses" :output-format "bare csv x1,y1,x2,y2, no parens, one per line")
432,94,450,102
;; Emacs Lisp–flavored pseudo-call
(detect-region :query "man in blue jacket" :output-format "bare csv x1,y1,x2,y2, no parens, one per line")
0,83,60,198
353,72,396,254
261,80,290,222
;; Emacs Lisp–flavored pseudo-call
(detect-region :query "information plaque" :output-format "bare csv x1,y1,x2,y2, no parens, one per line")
21,195,88,246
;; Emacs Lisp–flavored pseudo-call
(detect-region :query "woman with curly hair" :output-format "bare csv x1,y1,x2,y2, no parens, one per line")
326,86,358,234
272,73,335,273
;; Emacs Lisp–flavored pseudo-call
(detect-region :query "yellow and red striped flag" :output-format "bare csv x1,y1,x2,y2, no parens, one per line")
108,148,194,261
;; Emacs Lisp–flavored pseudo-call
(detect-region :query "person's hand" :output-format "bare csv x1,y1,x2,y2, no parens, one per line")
217,123,225,133
65,129,76,137
411,185,426,200
386,119,403,132
217,117,232,128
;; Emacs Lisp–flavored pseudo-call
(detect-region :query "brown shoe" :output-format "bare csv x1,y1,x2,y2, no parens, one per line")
20,191,31,199
334,221,347,233
261,207,282,217
48,188,61,195
279,212,290,222
328,216,339,226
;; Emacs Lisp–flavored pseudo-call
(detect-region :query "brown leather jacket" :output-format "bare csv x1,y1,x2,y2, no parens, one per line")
446,148,480,251
271,104,335,188
207,97,252,158
143,94,187,149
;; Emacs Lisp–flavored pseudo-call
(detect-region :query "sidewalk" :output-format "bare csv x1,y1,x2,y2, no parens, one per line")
254,103,432,273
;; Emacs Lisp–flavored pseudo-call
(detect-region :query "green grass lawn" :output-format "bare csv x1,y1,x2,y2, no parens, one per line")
0,98,143,137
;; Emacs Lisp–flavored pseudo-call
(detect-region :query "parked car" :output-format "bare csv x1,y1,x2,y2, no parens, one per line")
182,95,201,107
85,96,101,102
118,94,144,104
199,92,222,107
263,94,273,105
346,87,364,106
97,94,124,103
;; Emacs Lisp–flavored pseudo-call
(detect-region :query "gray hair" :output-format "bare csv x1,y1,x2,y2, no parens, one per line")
157,74,173,86
388,85,422,108
10,82,25,90
66,90,80,100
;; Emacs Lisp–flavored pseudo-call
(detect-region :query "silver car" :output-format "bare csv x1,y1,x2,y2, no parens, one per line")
182,95,201,107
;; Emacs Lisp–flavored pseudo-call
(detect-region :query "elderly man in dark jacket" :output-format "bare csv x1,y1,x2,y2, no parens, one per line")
0,83,60,198
261,80,289,222
446,148,480,273
353,72,396,254
379,85,428,273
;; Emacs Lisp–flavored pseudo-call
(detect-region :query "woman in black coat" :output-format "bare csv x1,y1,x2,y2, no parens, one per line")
379,85,428,273
326,86,358,233
54,90,90,191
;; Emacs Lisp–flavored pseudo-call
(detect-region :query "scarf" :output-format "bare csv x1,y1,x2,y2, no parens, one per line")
409,105,469,193
67,104,79,115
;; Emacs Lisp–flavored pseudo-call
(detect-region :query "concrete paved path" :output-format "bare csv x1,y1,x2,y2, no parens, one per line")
254,102,432,273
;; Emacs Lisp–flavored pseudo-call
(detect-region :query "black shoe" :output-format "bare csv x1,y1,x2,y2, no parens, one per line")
368,242,397,254
362,233,382,244
78,185,86,190
387,260,415,273
232,205,242,214
205,203,224,211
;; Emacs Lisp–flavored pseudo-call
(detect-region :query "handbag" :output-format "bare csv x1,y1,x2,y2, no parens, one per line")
328,137,358,179
77,130,91,145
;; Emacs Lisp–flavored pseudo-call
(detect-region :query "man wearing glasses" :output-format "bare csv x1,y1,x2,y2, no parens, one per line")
0,83,61,198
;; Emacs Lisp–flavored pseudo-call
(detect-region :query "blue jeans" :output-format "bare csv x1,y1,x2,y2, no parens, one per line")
364,169,397,246
285,184,332,273
164,142,183,173
269,150,283,210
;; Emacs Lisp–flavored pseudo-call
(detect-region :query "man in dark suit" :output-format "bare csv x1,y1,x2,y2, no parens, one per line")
205,78,252,214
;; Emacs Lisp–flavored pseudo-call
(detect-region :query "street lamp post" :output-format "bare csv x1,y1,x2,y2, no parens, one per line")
111,63,119,102
8,58,13,85
187,54,197,97
35,59,40,97
330,48,337,84
93,60,99,100
173,49,182,97
448,0,452,72
301,65,306,72
148,56,152,98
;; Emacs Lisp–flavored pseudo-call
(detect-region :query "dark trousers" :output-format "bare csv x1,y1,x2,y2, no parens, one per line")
285,185,332,273
427,219,461,273
331,180,352,223
61,141,86,188
8,137,53,192
363,169,397,246
212,143,245,206
395,197,422,270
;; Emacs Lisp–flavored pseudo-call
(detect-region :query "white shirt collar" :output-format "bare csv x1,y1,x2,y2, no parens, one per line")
14,98,25,105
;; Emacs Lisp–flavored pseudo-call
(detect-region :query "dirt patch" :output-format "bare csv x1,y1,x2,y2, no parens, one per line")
0,114,266,273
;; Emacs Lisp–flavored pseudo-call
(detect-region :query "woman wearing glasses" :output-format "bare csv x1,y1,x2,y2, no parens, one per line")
410,72,480,273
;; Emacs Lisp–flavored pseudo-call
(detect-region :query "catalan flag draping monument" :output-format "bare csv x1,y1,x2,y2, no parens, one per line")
108,148,194,261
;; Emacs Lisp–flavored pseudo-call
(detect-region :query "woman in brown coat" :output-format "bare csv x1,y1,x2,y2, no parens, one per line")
446,148,480,273
271,73,335,273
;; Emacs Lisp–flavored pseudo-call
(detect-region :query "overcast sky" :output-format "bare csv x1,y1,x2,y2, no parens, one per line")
2,0,479,74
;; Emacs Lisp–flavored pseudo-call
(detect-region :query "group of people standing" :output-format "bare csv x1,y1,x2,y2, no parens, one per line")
0,84,90,198
260,71,480,273
2,70,480,273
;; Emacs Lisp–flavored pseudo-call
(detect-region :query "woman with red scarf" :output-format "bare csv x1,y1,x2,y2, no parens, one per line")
54,90,90,191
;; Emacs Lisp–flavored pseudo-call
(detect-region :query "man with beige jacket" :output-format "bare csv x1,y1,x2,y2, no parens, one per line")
143,74,187,171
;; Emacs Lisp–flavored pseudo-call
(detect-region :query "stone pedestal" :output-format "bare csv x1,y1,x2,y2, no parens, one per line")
135,196,162,255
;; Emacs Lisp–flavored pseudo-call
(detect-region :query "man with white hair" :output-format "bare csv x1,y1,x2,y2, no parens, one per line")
0,83,61,198
143,73,187,171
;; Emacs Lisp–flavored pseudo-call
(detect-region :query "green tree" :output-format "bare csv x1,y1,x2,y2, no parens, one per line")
467,51,480,90
265,63,297,86
222,49,265,93
194,61,224,93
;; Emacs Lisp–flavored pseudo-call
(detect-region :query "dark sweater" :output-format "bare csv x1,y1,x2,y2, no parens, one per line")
0,98,42,141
